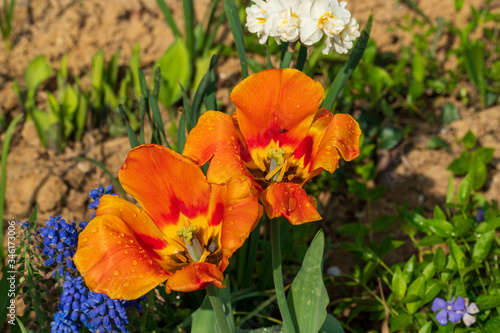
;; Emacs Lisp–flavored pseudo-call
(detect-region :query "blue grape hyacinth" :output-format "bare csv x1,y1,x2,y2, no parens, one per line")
81,292,132,333
88,185,117,214
39,215,85,276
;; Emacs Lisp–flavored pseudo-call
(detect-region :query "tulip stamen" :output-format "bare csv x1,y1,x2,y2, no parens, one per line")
177,226,203,262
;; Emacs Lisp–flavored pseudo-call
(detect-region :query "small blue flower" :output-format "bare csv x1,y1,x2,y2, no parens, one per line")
81,291,131,333
51,274,88,333
432,296,465,325
38,216,81,276
476,207,485,223
88,185,117,215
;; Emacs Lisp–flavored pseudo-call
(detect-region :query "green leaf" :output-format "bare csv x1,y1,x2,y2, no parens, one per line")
422,279,444,305
371,215,399,233
407,81,424,104
464,42,486,103
319,314,344,333
418,321,433,333
469,158,487,190
389,313,412,332
454,0,464,11
476,295,500,310
412,52,425,82
405,276,425,314
156,0,182,38
442,102,460,125
157,39,191,108
16,317,28,333
458,172,473,206
191,295,218,333
462,130,477,150
447,151,470,175
91,50,105,109
425,219,457,238
223,0,249,78
322,14,372,109
475,217,500,234
130,43,142,98
392,266,407,299
403,255,416,283
427,136,449,150
377,126,403,150
118,105,140,149
24,55,52,93
75,91,88,141
287,230,329,333
433,206,446,221
433,247,446,270
472,147,494,164
472,230,495,263
448,239,465,270
446,174,454,204
355,161,375,181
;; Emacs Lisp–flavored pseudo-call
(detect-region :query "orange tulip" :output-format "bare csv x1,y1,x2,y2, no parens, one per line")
184,68,361,225
74,144,262,300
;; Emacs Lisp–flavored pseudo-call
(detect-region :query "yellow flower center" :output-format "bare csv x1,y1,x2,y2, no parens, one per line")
266,147,288,182
177,225,203,261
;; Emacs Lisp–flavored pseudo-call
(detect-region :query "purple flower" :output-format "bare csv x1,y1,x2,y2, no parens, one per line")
432,296,465,325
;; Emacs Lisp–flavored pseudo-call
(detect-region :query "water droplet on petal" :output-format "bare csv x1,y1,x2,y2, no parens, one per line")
114,270,120,276
132,260,138,266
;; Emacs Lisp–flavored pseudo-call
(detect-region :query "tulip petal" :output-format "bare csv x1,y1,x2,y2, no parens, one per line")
261,183,321,224
230,69,324,163
74,196,170,300
210,177,263,270
119,144,211,232
165,262,224,293
313,112,361,174
183,111,251,184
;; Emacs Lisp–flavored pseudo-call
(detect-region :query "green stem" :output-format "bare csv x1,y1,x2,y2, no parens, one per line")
271,219,296,333
206,283,233,333
280,46,294,69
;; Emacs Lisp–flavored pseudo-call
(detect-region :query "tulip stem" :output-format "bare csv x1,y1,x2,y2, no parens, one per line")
207,283,234,333
271,219,297,333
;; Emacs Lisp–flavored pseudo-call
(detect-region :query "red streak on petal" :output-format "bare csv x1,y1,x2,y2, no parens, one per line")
159,196,209,227
134,233,166,260
209,202,224,227
293,136,313,168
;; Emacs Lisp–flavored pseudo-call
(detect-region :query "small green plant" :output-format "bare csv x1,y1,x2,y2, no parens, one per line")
333,135,499,331
0,0,15,49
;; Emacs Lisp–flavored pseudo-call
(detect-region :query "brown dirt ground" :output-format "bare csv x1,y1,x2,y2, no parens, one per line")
1,0,499,290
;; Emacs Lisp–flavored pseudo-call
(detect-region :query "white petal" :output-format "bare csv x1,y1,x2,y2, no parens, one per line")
463,313,477,327
467,303,480,314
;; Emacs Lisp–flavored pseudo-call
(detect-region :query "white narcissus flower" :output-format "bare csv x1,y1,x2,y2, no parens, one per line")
246,0,269,44
266,0,302,44
299,0,350,46
245,0,360,54
323,16,360,54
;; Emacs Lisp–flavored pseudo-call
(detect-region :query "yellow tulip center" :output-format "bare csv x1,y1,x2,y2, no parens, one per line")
177,225,203,262
266,147,288,182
